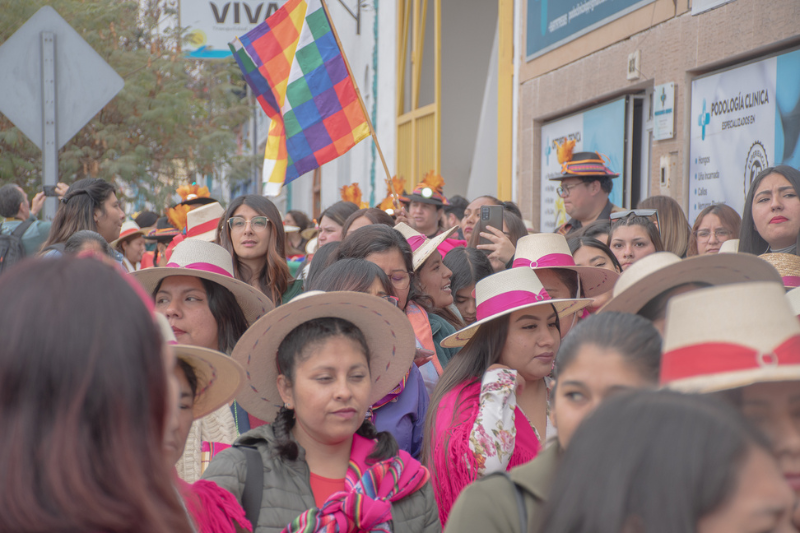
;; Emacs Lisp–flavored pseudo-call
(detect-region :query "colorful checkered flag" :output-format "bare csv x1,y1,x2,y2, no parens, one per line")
230,0,371,196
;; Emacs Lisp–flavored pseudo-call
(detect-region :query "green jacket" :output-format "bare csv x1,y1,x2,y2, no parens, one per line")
0,217,51,256
428,313,460,369
444,443,561,533
202,425,442,533
281,279,304,304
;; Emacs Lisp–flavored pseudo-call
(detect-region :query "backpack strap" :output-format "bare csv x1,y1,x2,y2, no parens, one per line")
235,444,263,529
481,471,528,533
10,217,35,239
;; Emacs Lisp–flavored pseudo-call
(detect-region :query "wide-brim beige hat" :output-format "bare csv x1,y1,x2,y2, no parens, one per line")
132,239,274,324
305,237,319,254
661,282,800,393
394,222,457,271
155,314,245,419
513,233,618,297
788,287,800,317
231,291,417,422
598,252,782,314
759,253,800,289
441,267,592,348
301,227,319,240
719,239,740,253
186,202,224,242
111,220,147,248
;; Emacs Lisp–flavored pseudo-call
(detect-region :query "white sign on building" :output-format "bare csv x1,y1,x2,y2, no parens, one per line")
653,82,674,141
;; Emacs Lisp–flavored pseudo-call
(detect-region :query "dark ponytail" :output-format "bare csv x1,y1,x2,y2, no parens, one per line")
271,316,400,463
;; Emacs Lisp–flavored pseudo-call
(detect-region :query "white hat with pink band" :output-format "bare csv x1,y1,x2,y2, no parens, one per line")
513,234,618,298
132,239,274,324
394,222,458,271
185,202,225,242
440,267,592,348
661,282,800,393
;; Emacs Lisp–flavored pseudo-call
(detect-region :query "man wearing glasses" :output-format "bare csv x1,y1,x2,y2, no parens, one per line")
550,151,624,236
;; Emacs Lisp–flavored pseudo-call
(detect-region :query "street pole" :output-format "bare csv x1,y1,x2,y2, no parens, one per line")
41,31,57,219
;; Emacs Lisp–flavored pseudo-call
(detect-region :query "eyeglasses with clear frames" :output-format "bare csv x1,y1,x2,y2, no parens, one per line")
556,182,587,198
380,295,400,307
694,228,732,241
227,216,270,232
388,270,412,291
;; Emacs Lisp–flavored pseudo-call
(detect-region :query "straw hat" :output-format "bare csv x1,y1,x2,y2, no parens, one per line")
111,220,147,248
132,239,274,324
787,287,800,317
661,282,800,393
719,239,739,253
394,222,457,271
186,202,224,242
305,236,319,254
154,314,245,419
598,252,782,314
758,253,800,289
513,234,618,297
231,291,417,422
441,267,592,348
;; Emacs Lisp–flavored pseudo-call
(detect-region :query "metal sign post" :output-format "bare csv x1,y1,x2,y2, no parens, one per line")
41,32,58,217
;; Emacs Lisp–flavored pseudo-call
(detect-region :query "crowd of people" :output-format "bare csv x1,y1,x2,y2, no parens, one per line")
1,153,800,533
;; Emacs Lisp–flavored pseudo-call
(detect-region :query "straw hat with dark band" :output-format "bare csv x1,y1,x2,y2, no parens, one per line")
132,239,274,324
598,252,783,314
661,282,800,393
441,267,592,348
231,291,417,422
758,253,800,289
155,314,245,419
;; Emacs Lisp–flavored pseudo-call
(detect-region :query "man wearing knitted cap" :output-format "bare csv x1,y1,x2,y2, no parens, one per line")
550,141,623,235
400,173,449,238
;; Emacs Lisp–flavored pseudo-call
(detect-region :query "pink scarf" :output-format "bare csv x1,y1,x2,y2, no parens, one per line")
282,434,430,533
177,476,252,533
431,379,540,525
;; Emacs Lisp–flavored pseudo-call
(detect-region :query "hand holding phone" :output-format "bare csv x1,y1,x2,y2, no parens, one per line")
478,205,504,246
42,185,58,197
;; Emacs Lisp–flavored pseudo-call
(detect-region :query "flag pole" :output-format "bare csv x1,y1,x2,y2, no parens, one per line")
319,0,398,206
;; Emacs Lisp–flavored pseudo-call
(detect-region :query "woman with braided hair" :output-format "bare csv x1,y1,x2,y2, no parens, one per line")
202,291,441,533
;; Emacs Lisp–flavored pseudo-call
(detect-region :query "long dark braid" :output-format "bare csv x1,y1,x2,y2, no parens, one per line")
271,317,399,462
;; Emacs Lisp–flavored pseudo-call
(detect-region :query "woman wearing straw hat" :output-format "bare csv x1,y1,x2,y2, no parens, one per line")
660,282,800,527
133,239,275,480
513,233,618,337
309,258,430,459
337,225,461,387
740,166,800,256
445,312,661,533
568,236,622,312
424,267,591,525
218,195,301,306
112,219,148,272
155,315,253,533
203,291,440,533
598,251,782,334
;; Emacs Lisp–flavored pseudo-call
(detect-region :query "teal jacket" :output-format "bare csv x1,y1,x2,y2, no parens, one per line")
428,312,460,369
1,217,51,256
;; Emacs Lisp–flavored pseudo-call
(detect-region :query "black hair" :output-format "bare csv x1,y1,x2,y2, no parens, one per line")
153,277,248,354
581,175,613,194
0,184,25,218
571,220,612,243
176,359,199,398
568,236,622,272
287,210,311,232
503,211,528,246
555,312,661,383
134,211,159,229
64,230,114,257
638,282,712,322
304,241,341,290
308,258,394,297
740,165,800,255
443,247,494,298
43,178,117,248
610,214,664,251
539,390,772,533
271,317,399,463
444,195,468,219
340,208,396,238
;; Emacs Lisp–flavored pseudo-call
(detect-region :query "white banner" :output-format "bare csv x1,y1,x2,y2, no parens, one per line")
692,0,736,15
688,57,776,222
180,0,286,58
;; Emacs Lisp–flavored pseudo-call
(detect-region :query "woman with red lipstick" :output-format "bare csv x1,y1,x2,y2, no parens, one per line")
133,239,275,480
218,195,302,305
740,166,800,256
204,292,441,533
661,282,800,529
424,267,591,525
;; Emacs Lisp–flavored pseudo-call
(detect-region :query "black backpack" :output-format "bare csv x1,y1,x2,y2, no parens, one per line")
0,218,34,274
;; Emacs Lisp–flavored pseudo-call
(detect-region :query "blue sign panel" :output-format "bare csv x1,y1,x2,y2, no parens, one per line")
526,0,656,60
